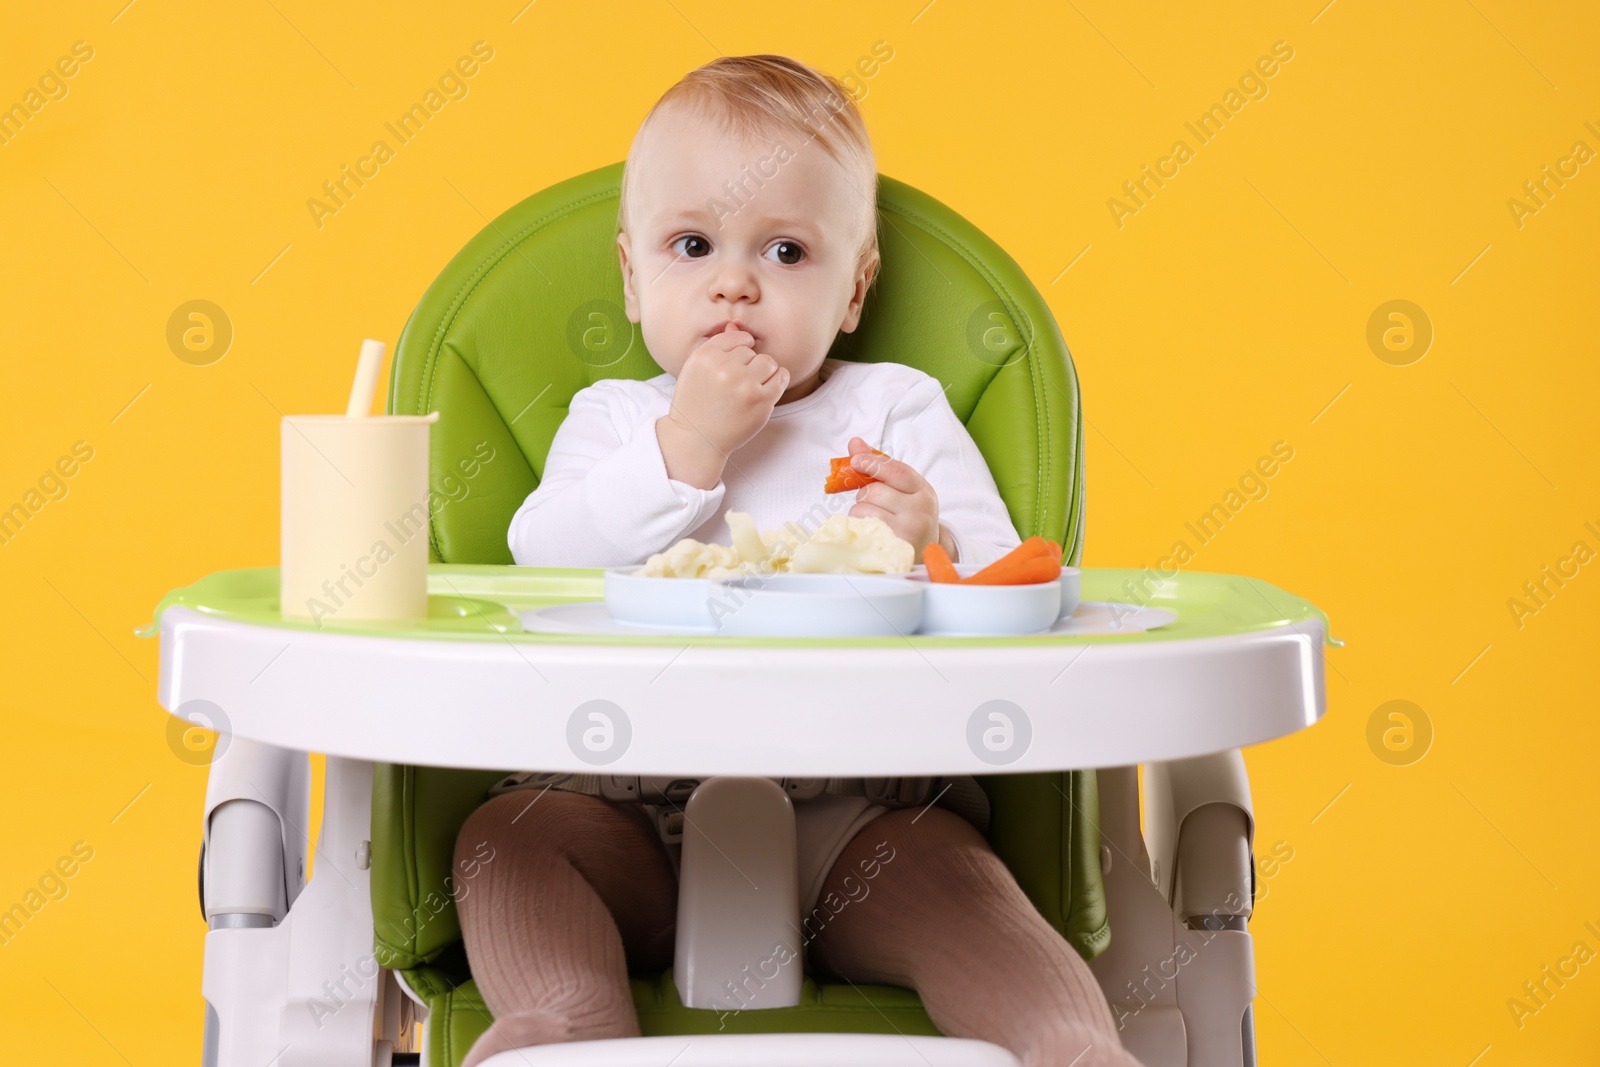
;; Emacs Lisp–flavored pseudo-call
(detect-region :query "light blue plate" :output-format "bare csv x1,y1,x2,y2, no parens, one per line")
604,568,925,637
910,563,1062,636
1058,567,1082,619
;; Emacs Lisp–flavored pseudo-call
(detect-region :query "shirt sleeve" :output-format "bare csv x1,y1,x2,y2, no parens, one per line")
886,374,1023,569
506,382,727,567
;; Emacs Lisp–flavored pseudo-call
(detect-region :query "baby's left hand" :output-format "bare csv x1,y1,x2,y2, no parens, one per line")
845,437,941,560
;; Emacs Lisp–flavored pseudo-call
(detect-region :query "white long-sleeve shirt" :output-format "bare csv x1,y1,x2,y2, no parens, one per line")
507,357,1024,569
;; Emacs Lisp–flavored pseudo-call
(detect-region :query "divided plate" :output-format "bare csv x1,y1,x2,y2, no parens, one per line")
602,567,924,637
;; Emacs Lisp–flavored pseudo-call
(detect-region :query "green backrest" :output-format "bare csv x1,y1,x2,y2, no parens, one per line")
372,161,1107,978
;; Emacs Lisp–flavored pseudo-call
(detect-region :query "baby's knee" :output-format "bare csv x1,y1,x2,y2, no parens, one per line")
846,805,1030,913
871,805,989,867
453,788,596,868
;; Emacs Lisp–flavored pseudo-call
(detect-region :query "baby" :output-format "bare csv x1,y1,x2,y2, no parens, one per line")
454,55,1144,1067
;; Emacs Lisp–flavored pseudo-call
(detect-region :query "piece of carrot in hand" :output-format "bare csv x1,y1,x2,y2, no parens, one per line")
824,448,889,494
922,541,960,582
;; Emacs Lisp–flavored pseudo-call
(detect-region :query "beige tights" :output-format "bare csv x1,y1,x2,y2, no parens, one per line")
453,789,1144,1067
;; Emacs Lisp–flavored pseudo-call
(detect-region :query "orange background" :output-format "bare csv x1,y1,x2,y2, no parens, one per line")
2,2,1597,1063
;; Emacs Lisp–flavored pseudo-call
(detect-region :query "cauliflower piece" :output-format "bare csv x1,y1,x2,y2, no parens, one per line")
639,539,745,579
726,511,770,565
780,513,914,574
640,510,913,578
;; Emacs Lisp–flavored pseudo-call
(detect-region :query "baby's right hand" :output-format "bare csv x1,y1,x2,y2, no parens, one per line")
669,324,790,457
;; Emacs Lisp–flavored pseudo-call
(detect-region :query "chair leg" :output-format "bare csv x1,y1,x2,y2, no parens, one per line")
201,753,388,1067
1086,765,1189,1067
1140,751,1254,910
1144,751,1259,1067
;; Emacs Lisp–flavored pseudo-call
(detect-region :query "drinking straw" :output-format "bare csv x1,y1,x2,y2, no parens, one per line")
345,338,387,417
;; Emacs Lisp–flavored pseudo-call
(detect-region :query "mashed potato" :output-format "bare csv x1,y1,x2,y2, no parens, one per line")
639,510,913,578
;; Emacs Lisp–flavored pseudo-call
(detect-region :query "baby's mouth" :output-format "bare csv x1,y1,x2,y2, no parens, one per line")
705,321,758,346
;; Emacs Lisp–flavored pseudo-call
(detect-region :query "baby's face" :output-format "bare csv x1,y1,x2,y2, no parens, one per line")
617,102,876,403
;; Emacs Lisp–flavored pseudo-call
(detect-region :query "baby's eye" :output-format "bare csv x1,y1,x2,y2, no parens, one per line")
670,235,711,259
765,241,805,266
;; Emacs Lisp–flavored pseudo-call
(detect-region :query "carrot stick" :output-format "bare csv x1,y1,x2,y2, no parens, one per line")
1013,536,1053,557
923,541,960,583
959,538,1061,585
958,537,1052,584
960,555,1061,586
1015,537,1064,565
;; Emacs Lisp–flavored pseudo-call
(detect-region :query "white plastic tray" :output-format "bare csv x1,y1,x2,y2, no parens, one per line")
523,600,1174,637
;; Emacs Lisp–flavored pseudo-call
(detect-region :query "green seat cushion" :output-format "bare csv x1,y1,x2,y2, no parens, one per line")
385,162,1084,570
372,766,1107,972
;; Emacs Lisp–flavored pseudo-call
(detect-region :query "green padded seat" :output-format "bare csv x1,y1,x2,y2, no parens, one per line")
373,160,1101,1065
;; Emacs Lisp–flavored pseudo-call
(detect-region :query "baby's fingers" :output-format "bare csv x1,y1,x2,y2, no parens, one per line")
848,499,894,526
851,450,918,492
708,324,757,350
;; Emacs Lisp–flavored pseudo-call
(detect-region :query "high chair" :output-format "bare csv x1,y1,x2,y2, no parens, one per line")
187,161,1295,1066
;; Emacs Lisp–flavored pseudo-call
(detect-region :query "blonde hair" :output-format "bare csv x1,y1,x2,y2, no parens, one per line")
618,54,880,289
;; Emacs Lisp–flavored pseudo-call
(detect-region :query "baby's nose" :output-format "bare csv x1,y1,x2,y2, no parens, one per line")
710,261,759,300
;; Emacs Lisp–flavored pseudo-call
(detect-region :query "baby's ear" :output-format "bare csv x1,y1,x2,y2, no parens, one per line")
839,251,879,333
617,233,640,322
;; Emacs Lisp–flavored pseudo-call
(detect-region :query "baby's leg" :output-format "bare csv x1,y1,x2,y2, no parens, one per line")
451,789,677,1067
807,806,1145,1067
